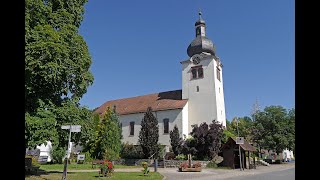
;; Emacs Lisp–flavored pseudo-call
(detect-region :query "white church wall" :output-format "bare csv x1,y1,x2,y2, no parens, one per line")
213,59,226,127
182,102,189,139
120,109,183,146
182,56,225,130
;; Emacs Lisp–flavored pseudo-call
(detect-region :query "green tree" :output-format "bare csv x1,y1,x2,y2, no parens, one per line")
169,125,183,156
229,116,253,142
25,0,94,149
25,100,58,149
54,100,94,148
252,106,294,155
89,107,122,160
187,120,224,160
138,107,160,159
286,108,295,152
25,0,93,114
222,129,236,144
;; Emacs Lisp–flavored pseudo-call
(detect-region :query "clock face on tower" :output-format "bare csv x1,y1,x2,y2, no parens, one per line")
191,54,201,65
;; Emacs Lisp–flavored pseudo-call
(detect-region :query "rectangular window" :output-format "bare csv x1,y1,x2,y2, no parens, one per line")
191,68,197,79
216,67,221,81
130,121,134,136
191,66,204,79
163,119,169,134
198,68,203,78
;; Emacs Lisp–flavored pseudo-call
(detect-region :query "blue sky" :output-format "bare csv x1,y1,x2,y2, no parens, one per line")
79,0,295,121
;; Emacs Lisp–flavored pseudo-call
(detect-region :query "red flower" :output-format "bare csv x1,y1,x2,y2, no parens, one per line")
107,161,113,169
180,162,189,169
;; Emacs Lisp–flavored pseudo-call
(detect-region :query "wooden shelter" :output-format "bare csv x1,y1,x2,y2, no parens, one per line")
220,137,257,169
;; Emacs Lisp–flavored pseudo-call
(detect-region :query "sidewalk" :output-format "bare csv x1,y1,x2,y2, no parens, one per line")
158,163,295,180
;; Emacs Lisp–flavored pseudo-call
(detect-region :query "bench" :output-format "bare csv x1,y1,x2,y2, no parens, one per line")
25,157,40,175
92,160,104,169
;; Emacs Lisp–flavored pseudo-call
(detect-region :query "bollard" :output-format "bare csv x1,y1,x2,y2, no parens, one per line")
154,159,158,172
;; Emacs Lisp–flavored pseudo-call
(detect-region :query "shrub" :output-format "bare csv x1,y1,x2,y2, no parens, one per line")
206,161,218,168
83,151,93,163
120,143,144,159
51,147,66,164
175,154,187,160
141,162,149,175
25,155,40,167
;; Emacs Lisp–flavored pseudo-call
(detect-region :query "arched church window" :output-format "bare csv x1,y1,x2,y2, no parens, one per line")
163,118,169,134
130,122,134,136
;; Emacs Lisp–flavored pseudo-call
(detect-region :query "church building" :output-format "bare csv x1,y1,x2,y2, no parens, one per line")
95,12,226,146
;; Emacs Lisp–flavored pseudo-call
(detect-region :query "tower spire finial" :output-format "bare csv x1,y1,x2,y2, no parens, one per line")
198,9,203,20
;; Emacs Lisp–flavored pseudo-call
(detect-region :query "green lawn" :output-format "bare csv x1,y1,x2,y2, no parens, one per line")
25,172,163,180
40,163,138,170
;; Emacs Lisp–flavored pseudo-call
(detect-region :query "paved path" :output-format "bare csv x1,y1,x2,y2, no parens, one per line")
158,163,295,180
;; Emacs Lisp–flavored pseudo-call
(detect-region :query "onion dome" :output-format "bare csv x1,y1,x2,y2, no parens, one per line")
187,11,216,57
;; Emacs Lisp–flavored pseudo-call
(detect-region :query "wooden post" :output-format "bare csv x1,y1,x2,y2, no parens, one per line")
253,153,256,169
242,151,245,170
248,151,251,169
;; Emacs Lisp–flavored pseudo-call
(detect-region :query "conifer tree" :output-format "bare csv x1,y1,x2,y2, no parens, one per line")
169,125,183,156
138,107,160,159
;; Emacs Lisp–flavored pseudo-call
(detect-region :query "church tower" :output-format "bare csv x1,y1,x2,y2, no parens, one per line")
181,12,226,130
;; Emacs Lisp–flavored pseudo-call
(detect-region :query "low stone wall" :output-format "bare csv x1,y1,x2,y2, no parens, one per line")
113,159,153,166
164,160,210,168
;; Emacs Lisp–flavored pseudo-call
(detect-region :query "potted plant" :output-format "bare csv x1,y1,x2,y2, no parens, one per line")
141,162,149,176
99,160,114,177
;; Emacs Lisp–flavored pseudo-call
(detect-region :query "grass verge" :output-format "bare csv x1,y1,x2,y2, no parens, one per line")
40,163,138,170
25,172,163,180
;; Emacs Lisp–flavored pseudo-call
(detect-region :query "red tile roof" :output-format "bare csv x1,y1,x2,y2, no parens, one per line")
94,90,188,116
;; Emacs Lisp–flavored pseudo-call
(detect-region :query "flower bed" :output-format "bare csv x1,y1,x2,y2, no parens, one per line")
178,161,202,172
99,160,114,177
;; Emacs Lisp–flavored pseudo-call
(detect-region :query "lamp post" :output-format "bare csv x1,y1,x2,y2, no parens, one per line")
236,117,243,171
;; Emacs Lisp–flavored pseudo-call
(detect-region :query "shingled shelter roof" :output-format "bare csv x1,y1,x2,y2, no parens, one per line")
94,90,188,116
221,137,257,152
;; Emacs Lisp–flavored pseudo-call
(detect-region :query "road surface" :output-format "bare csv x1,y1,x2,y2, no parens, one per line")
226,167,295,180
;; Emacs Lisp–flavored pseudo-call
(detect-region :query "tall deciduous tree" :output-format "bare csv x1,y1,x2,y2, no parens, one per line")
25,0,93,113
252,106,295,155
286,108,295,152
169,125,183,156
25,0,94,149
89,107,122,160
138,107,160,159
